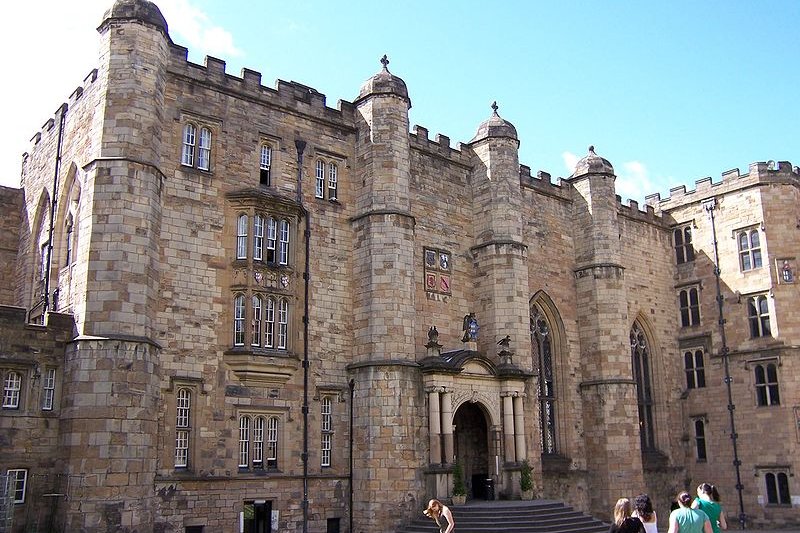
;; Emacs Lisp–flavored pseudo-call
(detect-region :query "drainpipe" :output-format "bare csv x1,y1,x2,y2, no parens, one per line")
295,139,310,533
703,198,746,529
349,378,355,533
42,104,68,318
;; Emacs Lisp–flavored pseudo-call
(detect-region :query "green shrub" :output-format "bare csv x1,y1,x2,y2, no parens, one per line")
520,460,532,492
452,463,466,496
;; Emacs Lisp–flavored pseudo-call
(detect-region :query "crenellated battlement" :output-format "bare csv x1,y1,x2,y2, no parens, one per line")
519,164,571,201
24,68,99,157
616,194,661,224
409,125,472,166
167,44,356,125
645,160,799,210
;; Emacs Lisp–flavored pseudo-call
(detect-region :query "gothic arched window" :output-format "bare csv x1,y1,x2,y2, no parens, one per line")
630,322,655,451
531,305,556,454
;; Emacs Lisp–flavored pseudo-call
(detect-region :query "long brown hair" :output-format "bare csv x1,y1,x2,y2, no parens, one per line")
613,498,634,526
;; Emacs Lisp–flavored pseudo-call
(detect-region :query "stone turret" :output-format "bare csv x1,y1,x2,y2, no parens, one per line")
467,103,531,367
349,56,424,532
568,146,644,515
58,1,168,531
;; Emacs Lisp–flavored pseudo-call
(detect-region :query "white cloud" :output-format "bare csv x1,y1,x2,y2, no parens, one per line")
562,151,579,175
561,152,656,206
0,0,241,188
158,0,242,59
616,160,657,206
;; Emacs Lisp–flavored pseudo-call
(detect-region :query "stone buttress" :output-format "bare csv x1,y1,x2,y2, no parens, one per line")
568,147,644,515
59,1,167,531
349,57,425,531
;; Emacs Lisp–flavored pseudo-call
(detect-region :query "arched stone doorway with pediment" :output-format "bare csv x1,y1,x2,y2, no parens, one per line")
420,333,532,502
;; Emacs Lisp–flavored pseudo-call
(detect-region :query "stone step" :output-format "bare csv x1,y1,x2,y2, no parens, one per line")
397,500,609,533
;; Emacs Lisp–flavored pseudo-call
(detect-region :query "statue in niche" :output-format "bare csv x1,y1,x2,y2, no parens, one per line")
461,313,478,342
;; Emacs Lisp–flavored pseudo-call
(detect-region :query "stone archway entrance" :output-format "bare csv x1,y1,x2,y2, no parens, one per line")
454,402,492,499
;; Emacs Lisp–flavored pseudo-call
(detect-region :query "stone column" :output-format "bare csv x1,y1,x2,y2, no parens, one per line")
428,387,442,464
503,393,516,462
441,389,454,463
513,394,527,462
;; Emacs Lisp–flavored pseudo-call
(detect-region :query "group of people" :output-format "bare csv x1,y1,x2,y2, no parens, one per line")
611,483,728,533
422,482,726,533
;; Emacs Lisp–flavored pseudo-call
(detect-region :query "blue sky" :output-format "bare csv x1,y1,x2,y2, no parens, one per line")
2,0,798,204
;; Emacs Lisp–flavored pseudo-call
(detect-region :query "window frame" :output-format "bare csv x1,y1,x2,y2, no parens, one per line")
679,286,701,327
684,348,706,390
6,469,27,504
737,227,763,272
260,143,273,187
175,387,192,469
692,417,707,462
761,469,792,506
673,226,695,265
321,396,333,468
531,305,557,455
41,367,56,411
747,295,771,338
754,362,780,407
3,370,22,409
631,322,656,452
181,123,196,167
314,157,343,201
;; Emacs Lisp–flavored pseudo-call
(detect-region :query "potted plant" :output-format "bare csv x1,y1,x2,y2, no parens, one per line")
451,462,467,505
520,460,534,500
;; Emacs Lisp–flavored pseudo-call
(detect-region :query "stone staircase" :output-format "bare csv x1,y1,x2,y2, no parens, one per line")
397,500,609,533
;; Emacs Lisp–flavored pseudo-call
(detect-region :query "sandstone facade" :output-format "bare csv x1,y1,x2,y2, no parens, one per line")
0,1,798,532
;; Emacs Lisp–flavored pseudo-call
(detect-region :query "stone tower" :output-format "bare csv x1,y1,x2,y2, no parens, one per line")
59,1,168,531
350,57,425,530
468,103,533,368
569,147,644,513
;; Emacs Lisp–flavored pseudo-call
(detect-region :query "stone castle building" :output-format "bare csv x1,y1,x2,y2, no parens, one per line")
1,1,798,532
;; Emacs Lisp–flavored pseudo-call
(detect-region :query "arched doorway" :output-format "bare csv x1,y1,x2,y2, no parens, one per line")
453,402,491,499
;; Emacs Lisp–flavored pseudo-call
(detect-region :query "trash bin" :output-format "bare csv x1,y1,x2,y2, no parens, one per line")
484,478,494,500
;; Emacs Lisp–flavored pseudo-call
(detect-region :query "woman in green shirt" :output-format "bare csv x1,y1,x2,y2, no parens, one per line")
692,483,728,533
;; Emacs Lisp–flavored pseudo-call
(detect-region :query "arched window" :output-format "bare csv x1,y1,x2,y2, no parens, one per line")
630,322,655,451
278,220,290,265
238,415,251,468
265,297,275,348
234,295,246,346
684,349,705,389
673,226,694,264
266,217,277,263
251,295,262,347
679,287,700,327
267,416,279,468
321,397,333,467
175,388,192,468
765,472,791,505
236,215,248,260
277,298,289,349
738,229,762,271
253,215,264,261
64,215,74,266
747,295,771,338
754,363,780,406
693,418,707,461
328,162,338,200
260,144,272,186
181,124,196,166
253,416,265,469
3,371,22,409
197,127,212,170
315,160,325,198
531,305,556,454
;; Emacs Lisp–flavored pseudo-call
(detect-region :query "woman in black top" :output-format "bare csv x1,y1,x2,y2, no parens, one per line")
609,497,645,533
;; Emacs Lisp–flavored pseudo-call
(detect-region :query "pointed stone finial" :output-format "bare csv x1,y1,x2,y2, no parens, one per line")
380,54,389,70
491,101,499,114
